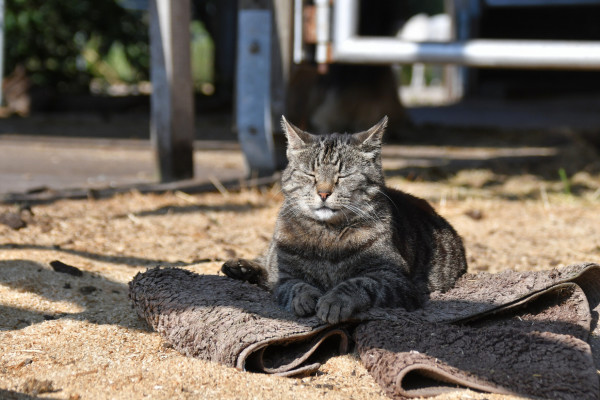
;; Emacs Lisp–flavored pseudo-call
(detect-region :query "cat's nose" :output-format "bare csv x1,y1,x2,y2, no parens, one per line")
318,191,331,201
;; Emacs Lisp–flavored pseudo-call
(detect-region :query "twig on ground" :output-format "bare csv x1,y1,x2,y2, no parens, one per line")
208,175,230,198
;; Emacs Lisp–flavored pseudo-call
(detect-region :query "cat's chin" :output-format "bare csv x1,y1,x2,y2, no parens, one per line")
313,207,339,221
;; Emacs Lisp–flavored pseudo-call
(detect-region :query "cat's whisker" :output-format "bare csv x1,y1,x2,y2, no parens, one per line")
374,188,400,214
341,204,366,223
342,203,380,226
360,207,383,225
269,184,285,199
342,201,377,221
339,207,350,225
279,207,301,220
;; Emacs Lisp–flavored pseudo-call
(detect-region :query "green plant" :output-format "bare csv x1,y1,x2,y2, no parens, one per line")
190,20,215,94
4,0,149,93
558,168,572,196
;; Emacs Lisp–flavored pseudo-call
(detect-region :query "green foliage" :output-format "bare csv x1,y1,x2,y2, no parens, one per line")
190,20,214,94
558,168,572,195
4,0,150,93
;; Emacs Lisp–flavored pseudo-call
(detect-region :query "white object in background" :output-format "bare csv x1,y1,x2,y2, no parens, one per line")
398,13,451,91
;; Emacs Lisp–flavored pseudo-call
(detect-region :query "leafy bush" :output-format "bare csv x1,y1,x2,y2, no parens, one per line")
4,0,150,93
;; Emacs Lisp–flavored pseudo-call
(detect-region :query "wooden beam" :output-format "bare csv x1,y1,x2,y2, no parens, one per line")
149,0,194,182
235,0,293,175
236,0,276,176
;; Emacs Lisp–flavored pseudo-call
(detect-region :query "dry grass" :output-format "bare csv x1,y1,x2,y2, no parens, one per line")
1,170,600,399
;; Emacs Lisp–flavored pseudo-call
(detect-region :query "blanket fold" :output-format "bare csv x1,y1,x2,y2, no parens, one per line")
129,263,600,399
355,283,596,399
128,268,344,376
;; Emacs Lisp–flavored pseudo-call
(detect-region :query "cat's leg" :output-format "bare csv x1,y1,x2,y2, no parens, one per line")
221,258,268,289
274,279,323,317
316,271,422,324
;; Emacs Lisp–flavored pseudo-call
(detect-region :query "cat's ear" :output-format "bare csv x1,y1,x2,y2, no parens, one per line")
354,116,387,149
281,116,312,150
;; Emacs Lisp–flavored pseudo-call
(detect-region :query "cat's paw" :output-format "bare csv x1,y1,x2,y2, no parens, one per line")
291,285,322,317
221,258,264,285
315,293,357,324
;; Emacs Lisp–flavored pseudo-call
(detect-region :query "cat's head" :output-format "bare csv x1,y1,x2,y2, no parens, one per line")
280,116,388,223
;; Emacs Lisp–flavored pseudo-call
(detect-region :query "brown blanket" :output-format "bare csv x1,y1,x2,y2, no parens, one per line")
129,263,600,399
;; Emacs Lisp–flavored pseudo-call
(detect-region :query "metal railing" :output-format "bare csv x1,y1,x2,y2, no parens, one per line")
302,0,600,70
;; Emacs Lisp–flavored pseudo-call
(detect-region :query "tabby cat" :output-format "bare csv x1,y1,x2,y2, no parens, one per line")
222,116,467,323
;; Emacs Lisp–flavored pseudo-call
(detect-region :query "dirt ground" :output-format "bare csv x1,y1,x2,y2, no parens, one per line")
2,149,600,399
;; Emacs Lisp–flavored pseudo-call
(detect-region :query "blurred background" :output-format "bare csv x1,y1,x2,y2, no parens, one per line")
1,0,600,199
1,0,220,119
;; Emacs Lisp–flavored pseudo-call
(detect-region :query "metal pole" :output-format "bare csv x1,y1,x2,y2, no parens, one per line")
293,0,304,64
332,0,358,49
314,0,331,65
333,38,600,69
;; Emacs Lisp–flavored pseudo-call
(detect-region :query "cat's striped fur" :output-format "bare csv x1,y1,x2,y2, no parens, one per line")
222,116,467,323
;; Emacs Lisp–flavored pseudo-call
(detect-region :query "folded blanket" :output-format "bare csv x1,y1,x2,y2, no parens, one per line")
129,263,600,399
357,283,596,399
128,268,347,376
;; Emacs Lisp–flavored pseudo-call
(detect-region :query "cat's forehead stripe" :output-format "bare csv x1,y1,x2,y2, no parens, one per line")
316,136,345,166
320,141,334,163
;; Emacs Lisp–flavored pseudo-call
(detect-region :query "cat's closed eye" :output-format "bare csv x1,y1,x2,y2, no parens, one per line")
293,169,315,179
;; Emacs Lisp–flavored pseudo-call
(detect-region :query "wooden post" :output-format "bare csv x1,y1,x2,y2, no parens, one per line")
236,0,276,176
149,0,194,182
235,0,292,176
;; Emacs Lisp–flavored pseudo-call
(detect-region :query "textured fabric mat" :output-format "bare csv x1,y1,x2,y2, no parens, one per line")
128,268,347,376
129,263,600,399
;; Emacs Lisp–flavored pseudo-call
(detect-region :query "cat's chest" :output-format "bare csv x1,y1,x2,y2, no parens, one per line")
277,219,383,260
305,258,355,288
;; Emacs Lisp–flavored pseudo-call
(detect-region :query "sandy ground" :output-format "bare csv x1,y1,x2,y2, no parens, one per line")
2,163,600,399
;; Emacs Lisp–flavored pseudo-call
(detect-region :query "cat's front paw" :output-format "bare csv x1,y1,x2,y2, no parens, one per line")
221,258,264,286
316,292,358,324
291,285,322,317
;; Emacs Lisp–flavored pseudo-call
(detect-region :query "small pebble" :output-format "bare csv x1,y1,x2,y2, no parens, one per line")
22,377,54,395
50,260,83,277
79,286,97,295
464,209,484,220
0,212,26,230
